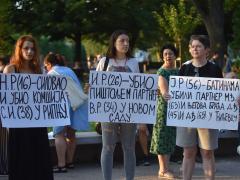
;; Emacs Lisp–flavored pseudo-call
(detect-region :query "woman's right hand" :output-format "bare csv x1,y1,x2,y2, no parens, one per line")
162,92,171,101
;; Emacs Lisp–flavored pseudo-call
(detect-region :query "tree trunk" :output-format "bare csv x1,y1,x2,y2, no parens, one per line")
74,33,82,63
74,33,88,71
191,0,226,69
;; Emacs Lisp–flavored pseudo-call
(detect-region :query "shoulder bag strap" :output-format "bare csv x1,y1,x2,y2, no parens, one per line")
103,56,109,71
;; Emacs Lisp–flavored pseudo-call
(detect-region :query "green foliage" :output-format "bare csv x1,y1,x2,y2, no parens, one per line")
0,0,201,62
156,0,201,41
230,3,240,49
0,0,15,55
154,0,201,61
38,37,75,64
224,0,240,12
83,39,107,57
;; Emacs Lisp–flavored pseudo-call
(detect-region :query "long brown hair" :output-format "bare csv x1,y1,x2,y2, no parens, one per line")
11,35,41,73
106,29,133,59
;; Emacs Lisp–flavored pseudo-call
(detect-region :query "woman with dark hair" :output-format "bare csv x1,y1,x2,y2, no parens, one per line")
3,35,53,180
150,44,179,179
96,30,139,180
44,52,88,173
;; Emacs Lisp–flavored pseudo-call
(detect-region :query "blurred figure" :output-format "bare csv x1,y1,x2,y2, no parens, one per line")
87,55,98,71
72,61,84,82
0,55,9,72
44,53,88,173
225,66,240,156
209,51,219,64
96,30,139,180
4,35,53,180
136,124,152,166
150,44,179,179
96,54,103,62
224,53,232,73
0,55,10,176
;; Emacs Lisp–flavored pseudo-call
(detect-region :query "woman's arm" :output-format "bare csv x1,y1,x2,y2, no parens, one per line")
158,75,170,101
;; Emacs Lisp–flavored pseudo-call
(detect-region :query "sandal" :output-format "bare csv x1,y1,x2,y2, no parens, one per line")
66,163,75,169
158,171,175,179
53,166,67,173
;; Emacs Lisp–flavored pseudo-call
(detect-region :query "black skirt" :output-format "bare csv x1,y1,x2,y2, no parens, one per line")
8,128,53,180
0,127,8,175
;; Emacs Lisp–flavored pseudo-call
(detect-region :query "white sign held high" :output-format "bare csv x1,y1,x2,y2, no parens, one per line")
88,71,158,124
167,76,240,130
0,73,70,128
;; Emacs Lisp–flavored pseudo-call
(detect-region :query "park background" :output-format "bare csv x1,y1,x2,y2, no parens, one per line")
1,0,240,131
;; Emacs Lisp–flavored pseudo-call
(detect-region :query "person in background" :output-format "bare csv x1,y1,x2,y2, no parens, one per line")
44,52,89,173
72,61,85,82
0,55,10,176
177,35,223,180
150,44,179,179
136,124,152,166
3,35,53,180
224,53,232,73
0,55,9,72
224,65,240,156
135,52,152,167
96,30,139,180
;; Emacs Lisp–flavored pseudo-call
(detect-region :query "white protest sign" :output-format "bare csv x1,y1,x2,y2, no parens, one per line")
88,71,158,124
0,73,70,128
167,76,239,130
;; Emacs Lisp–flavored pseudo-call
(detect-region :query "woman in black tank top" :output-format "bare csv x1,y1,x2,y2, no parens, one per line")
3,35,53,180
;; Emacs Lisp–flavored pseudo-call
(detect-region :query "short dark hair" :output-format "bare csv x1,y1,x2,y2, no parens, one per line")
106,29,133,58
44,52,65,66
160,44,178,59
189,35,210,49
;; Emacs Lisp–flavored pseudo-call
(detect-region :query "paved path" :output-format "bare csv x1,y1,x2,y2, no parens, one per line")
1,156,240,180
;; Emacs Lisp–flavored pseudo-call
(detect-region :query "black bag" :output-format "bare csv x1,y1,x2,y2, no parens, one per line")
95,57,109,135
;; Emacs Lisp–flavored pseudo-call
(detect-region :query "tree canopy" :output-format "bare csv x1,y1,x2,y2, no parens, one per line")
0,0,240,69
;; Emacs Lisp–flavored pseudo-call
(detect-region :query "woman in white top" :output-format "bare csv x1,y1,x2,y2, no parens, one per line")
96,30,139,180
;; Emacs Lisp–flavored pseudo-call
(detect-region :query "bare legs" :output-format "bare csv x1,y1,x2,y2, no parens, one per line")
138,126,149,157
182,147,197,180
55,127,76,167
55,131,67,167
158,154,170,173
158,154,175,178
182,146,215,180
200,149,215,180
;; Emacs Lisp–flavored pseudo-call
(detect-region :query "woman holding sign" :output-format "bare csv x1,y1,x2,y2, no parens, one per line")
44,53,89,173
150,44,179,179
96,30,139,180
177,35,223,180
3,35,53,180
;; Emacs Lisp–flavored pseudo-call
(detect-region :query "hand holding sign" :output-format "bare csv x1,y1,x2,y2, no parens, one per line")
0,73,70,128
88,71,158,124
167,76,239,130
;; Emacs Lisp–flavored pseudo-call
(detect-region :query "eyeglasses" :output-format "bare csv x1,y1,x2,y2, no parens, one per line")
194,67,199,77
